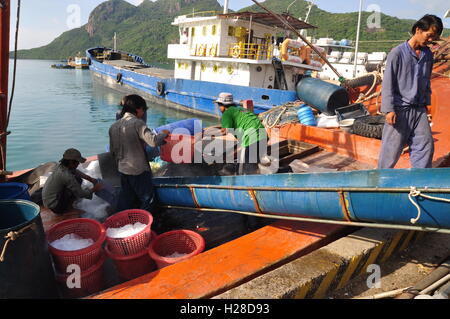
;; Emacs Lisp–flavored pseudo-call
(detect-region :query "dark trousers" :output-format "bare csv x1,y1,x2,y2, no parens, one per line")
52,176,82,215
378,106,434,169
116,170,156,213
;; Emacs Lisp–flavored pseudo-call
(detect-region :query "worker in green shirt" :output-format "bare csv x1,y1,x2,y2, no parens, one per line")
216,92,268,174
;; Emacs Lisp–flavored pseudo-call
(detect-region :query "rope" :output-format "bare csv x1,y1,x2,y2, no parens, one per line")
1,0,21,174
408,187,450,224
0,223,34,262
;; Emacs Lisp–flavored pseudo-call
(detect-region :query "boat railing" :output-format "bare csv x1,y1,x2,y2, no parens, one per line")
228,43,274,60
184,11,221,19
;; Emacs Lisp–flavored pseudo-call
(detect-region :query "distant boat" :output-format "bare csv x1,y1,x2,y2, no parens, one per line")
51,63,74,69
68,56,90,69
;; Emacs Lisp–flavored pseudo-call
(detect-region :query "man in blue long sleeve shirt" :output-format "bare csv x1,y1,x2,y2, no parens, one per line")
378,15,443,169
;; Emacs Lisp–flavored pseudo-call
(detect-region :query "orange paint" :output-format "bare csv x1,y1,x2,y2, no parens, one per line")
90,221,345,299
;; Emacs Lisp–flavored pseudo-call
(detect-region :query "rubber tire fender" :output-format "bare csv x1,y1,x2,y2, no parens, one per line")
156,81,165,96
352,115,386,139
116,72,123,83
346,73,376,88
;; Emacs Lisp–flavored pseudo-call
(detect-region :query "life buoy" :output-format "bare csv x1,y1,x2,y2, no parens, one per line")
280,39,305,61
116,72,123,83
156,82,165,96
209,44,218,57
231,45,241,58
196,44,207,56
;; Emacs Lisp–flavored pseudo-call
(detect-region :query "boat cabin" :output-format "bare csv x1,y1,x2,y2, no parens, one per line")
167,11,322,91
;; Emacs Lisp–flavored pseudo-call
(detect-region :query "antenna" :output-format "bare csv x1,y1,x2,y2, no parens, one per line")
287,0,298,14
353,0,363,78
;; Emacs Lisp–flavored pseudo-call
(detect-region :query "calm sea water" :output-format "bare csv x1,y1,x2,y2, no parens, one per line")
6,59,217,172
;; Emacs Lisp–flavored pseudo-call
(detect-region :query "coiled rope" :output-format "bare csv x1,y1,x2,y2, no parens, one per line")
0,223,34,262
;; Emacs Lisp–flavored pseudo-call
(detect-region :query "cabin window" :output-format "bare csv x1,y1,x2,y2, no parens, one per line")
191,27,195,37
212,25,217,35
228,26,235,37
202,26,207,36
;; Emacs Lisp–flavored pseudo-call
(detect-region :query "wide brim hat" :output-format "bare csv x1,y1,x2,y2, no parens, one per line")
214,92,237,106
62,148,86,163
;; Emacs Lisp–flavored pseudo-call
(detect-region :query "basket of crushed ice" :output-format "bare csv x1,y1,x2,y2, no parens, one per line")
46,218,106,272
148,230,205,269
103,209,153,256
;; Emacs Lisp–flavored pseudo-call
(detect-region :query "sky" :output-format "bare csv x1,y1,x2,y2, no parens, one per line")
7,0,450,50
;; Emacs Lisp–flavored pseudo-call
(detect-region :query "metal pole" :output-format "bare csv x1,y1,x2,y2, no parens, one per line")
113,32,117,51
223,0,229,14
250,0,344,81
160,205,450,234
0,0,10,181
353,0,363,78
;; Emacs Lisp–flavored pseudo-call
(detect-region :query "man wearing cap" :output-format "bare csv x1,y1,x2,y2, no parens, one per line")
216,92,267,174
378,15,443,169
42,148,103,215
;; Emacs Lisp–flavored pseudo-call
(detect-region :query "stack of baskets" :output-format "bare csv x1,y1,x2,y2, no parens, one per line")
46,218,106,298
103,209,156,281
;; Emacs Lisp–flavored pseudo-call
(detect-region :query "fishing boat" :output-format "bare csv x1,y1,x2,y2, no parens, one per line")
2,0,450,300
86,4,329,118
68,56,90,69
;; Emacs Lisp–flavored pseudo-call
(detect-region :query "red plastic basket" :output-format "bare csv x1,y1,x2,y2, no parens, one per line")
56,252,106,299
148,230,205,269
105,231,157,281
103,209,153,256
160,134,196,164
47,218,106,272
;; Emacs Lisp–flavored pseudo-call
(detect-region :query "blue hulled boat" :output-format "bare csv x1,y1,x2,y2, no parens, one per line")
86,11,323,118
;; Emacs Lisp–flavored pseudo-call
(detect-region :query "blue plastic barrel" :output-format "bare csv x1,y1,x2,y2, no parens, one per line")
154,118,202,135
0,183,31,201
0,200,58,298
297,105,317,126
296,77,349,115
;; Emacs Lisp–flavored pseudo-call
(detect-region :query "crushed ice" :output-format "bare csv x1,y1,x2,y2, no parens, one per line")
106,222,147,238
50,233,94,251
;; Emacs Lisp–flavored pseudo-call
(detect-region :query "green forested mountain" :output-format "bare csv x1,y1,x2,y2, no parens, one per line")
14,0,449,62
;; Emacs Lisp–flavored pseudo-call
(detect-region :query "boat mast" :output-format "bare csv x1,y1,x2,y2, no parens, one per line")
113,32,117,51
0,0,10,181
301,1,314,37
223,0,229,14
353,0,363,78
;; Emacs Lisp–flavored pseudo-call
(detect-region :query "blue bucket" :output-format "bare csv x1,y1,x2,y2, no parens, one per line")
0,183,31,201
0,200,58,298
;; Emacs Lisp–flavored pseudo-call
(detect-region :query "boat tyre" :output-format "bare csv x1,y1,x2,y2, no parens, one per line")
346,73,377,88
156,82,165,96
352,115,385,139
116,72,123,84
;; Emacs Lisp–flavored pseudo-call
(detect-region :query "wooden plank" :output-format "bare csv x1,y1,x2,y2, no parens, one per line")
90,220,347,299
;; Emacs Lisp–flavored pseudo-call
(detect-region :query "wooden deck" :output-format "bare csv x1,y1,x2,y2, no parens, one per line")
103,60,174,79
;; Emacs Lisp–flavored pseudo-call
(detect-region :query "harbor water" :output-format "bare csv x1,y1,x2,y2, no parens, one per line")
6,59,217,172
